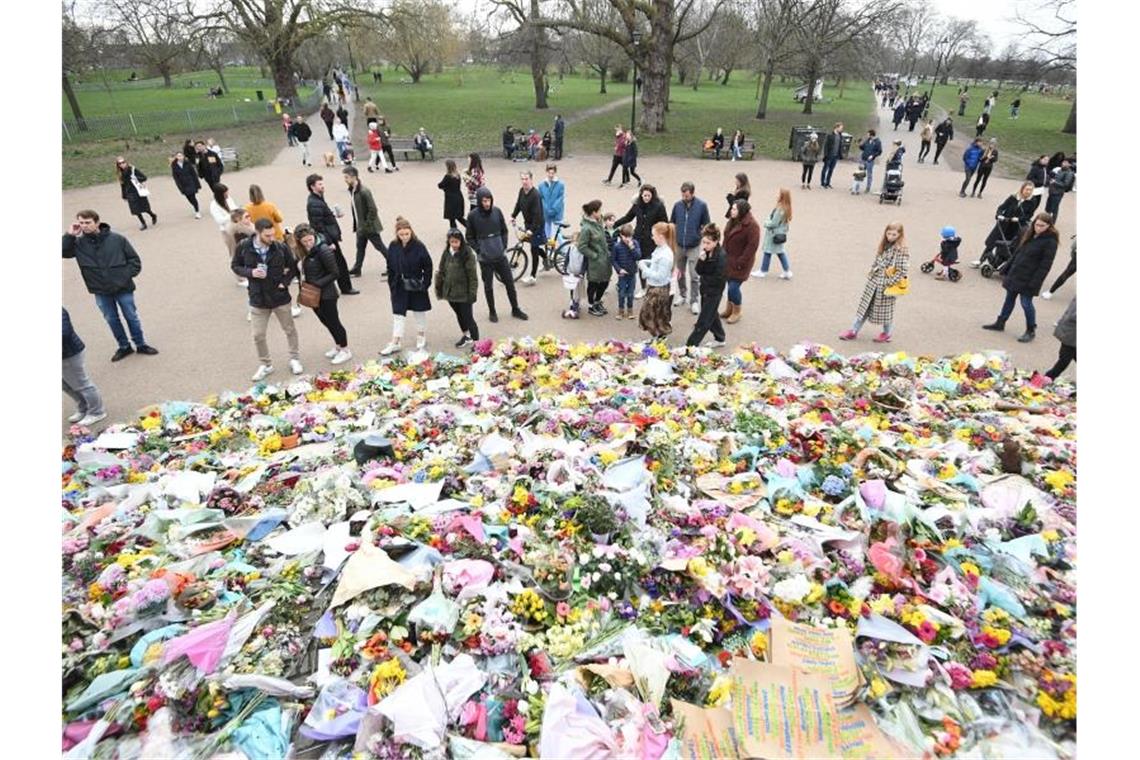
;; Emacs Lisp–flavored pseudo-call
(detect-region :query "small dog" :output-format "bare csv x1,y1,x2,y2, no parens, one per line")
322,152,337,168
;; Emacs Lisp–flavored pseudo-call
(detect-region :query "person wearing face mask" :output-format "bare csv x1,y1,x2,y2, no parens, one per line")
838,222,910,344
686,223,728,348
435,228,481,348
510,170,547,284
231,218,302,381
379,217,434,355
983,213,1059,343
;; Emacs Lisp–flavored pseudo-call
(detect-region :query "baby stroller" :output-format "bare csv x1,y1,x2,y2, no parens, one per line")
978,218,1025,279
920,228,963,282
879,169,904,204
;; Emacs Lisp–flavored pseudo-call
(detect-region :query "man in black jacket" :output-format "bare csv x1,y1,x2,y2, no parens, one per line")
62,210,159,362
232,219,303,381
820,122,844,189
195,140,223,188
343,166,387,277
293,116,313,166
305,174,358,295
466,186,528,323
510,170,546,284
933,118,954,165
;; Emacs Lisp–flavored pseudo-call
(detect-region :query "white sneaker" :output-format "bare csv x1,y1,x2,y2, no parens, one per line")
752,271,767,279
634,288,645,299
331,348,352,365
251,364,274,382
672,296,684,307
969,260,982,269
324,347,339,358
194,212,201,220
291,305,302,317
416,335,427,350
246,310,252,322
68,411,85,423
704,339,727,348
289,358,304,375
1041,291,1053,300
780,271,793,280
521,275,536,286
379,342,402,356
237,278,249,287
77,412,108,427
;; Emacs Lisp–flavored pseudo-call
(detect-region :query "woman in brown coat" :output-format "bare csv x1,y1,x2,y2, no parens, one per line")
838,222,910,344
721,200,760,324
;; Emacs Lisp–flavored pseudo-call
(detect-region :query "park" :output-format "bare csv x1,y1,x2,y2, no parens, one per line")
60,1,1077,758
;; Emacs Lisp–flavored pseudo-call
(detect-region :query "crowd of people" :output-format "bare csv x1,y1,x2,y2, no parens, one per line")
63,75,1078,426
503,116,566,162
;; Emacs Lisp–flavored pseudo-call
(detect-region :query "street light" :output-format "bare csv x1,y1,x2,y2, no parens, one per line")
630,30,642,131
924,37,950,118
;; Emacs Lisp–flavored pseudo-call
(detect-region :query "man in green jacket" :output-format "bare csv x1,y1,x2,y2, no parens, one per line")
343,166,387,277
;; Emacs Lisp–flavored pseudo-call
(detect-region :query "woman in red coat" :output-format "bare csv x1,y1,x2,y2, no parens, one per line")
721,200,760,324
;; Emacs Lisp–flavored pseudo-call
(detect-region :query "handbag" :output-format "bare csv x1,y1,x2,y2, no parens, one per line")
131,169,150,197
401,272,428,292
772,233,787,245
299,282,322,307
884,277,910,296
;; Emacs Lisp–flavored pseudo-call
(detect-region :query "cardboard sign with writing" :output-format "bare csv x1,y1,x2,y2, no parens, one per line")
839,703,913,759
768,616,861,706
729,659,843,759
671,699,742,760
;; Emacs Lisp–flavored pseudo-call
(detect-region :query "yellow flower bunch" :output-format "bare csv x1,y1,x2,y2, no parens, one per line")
687,557,710,578
258,433,282,457
982,608,1011,626
749,629,769,659
510,589,547,623
980,625,1011,646
937,462,958,480
369,658,407,699
801,501,822,518
868,595,896,616
869,676,890,699
1036,674,1076,720
970,669,999,688
774,498,800,517
598,450,618,467
1043,470,1074,496
958,562,980,581
805,583,825,605
706,675,733,707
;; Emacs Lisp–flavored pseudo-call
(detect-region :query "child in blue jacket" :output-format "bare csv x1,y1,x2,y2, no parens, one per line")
612,224,641,320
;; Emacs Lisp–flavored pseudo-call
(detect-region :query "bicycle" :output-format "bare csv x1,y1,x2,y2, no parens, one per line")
545,222,574,274
503,227,531,283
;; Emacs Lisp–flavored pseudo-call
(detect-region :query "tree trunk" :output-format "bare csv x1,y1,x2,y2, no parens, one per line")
691,64,701,91
271,52,299,100
160,68,173,87
755,64,775,119
838,75,845,99
678,66,687,85
62,72,88,131
1062,95,1076,134
411,68,422,83
801,65,818,114
212,64,229,93
259,64,268,79
598,68,607,94
530,0,548,109
640,63,668,132
720,68,732,86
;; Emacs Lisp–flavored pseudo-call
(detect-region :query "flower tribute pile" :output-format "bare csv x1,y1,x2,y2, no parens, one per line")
61,337,1076,759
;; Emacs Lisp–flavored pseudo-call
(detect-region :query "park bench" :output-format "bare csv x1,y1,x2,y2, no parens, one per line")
217,146,240,170
701,140,755,160
388,137,434,161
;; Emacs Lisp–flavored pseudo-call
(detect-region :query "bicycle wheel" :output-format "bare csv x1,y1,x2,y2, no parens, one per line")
554,242,573,275
508,245,529,282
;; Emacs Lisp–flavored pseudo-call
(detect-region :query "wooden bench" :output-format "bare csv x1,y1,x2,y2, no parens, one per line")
388,137,434,161
701,141,755,160
217,146,240,170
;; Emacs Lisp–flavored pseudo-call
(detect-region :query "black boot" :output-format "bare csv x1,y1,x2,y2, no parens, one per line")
1017,328,1036,343
982,319,1006,331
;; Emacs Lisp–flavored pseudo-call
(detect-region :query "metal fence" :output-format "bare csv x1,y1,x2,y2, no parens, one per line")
62,85,324,143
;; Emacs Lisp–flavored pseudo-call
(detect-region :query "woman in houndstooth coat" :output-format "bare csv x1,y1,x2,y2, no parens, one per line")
838,222,909,343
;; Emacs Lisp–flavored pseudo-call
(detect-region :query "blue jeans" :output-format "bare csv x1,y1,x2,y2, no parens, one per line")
94,292,146,349
821,155,839,186
616,273,635,309
760,252,790,273
726,279,743,305
852,315,893,335
863,159,876,192
998,289,1037,330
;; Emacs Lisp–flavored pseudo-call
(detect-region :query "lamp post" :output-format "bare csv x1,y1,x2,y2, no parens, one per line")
923,37,950,118
630,30,642,131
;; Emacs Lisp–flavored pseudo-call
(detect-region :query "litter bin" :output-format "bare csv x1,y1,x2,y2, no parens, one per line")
839,132,853,159
789,125,822,161
255,90,265,101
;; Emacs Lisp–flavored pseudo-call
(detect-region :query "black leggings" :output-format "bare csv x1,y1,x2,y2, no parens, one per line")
605,155,627,183
626,164,641,184
686,291,726,346
313,298,348,347
447,216,467,230
960,169,976,195
1045,344,1076,380
972,166,993,195
448,301,479,339
587,280,609,306
933,141,947,163
479,257,520,315
383,145,397,167
182,193,199,212
1049,253,1076,294
801,164,815,184
918,140,931,160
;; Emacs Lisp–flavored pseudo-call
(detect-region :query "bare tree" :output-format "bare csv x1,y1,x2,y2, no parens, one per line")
62,2,94,129
705,8,753,85
1015,0,1075,133
562,0,622,93
674,0,720,91
753,0,805,119
101,0,185,87
381,0,459,83
491,0,558,109
895,0,937,91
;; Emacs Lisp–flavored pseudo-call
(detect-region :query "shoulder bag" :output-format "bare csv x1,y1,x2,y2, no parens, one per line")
883,265,909,296
131,168,150,197
298,252,323,308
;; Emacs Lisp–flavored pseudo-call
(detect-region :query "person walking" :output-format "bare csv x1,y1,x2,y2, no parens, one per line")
232,218,302,380
293,116,313,166
982,213,1059,343
722,200,760,324
116,157,157,231
332,118,351,163
837,222,910,344
282,113,295,146
438,159,468,230
975,111,990,138
362,96,380,124
959,139,984,198
753,189,792,279
435,228,481,348
306,174,358,295
615,184,669,299
292,223,351,365
62,308,107,427
1026,155,1049,215
957,90,968,116
366,124,384,173
970,181,1037,268
553,114,565,159
856,130,883,195
510,170,547,284
379,120,400,172
800,134,821,189
685,223,728,348
463,153,485,211
1030,296,1075,387
637,222,677,339
194,141,223,189
342,166,387,277
622,131,642,188
63,210,160,362
538,164,566,243
971,139,999,198
170,151,202,218
336,103,349,133
379,217,434,355
1009,97,1022,119
820,122,844,188
669,182,711,314
906,98,922,131
933,118,954,165
725,173,751,218
245,184,285,240
1045,159,1075,223
1042,236,1076,300
891,101,906,131
224,210,258,295
209,183,243,269
320,102,336,141
917,119,934,163
603,126,628,185
466,186,528,323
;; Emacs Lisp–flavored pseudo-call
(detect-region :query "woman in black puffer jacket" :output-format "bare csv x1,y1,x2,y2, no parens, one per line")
293,223,351,365
614,183,668,297
983,212,1058,343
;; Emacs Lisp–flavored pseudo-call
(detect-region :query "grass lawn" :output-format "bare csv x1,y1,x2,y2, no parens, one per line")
67,67,277,116
569,77,875,160
920,83,1075,178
